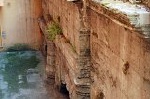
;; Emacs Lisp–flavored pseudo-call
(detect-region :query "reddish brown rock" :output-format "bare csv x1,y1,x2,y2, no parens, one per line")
39,0,150,99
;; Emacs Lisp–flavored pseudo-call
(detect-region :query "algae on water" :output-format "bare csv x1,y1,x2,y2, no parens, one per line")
0,51,40,98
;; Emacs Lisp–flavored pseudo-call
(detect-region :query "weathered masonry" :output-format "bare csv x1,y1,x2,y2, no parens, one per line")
0,0,42,49
39,0,150,99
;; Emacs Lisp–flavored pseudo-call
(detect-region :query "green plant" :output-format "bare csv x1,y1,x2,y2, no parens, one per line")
46,22,62,41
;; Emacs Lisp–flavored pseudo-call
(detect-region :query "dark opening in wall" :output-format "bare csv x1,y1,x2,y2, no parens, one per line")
45,44,47,52
60,83,69,97
97,91,104,99
57,16,60,23
123,61,130,75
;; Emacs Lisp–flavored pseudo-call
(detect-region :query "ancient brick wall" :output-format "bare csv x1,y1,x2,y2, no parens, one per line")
42,0,81,54
41,0,91,99
88,5,150,99
1,0,42,49
54,35,90,99
55,36,77,98
40,0,150,99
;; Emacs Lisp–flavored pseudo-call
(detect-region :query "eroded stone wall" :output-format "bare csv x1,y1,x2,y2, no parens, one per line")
42,0,81,54
88,5,150,99
40,0,150,99
41,0,91,99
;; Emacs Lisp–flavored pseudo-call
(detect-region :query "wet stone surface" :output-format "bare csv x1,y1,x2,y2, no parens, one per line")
0,51,68,99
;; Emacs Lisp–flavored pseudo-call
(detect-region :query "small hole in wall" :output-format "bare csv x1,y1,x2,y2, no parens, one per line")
59,83,69,96
92,32,98,38
97,91,104,99
57,16,61,23
123,61,130,75
124,27,127,31
45,45,47,52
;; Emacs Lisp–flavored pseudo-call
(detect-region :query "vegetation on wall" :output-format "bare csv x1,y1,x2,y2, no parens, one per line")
46,22,62,41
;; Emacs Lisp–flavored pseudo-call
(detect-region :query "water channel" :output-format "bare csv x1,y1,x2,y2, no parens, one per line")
0,51,68,99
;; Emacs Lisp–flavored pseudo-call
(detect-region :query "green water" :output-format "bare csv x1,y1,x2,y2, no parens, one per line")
0,51,41,99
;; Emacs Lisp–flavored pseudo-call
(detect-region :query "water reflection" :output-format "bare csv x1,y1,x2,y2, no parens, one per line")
0,51,40,99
